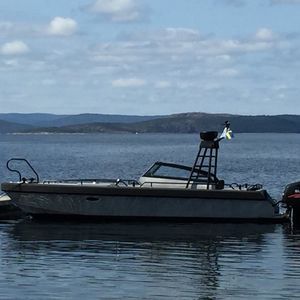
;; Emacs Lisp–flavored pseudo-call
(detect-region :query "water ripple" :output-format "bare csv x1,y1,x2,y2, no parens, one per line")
1,134,300,299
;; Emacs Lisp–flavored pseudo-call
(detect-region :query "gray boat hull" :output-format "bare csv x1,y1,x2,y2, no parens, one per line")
1,183,285,222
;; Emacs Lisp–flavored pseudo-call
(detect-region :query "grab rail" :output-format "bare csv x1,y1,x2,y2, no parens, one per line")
42,178,140,187
6,158,40,183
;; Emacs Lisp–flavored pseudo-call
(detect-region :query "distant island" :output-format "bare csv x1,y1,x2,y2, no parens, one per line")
0,112,300,134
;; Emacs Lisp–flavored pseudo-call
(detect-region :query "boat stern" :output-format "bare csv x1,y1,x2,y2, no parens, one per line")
282,181,300,223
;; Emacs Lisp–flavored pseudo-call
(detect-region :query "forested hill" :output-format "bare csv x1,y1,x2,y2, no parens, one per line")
4,112,299,134
0,119,33,133
0,113,162,127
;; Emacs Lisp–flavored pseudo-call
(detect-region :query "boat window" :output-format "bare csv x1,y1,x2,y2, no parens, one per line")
143,163,191,179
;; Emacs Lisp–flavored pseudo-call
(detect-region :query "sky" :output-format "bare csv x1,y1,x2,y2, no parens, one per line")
0,0,299,115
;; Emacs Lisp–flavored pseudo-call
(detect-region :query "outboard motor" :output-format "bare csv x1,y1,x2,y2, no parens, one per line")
282,181,300,223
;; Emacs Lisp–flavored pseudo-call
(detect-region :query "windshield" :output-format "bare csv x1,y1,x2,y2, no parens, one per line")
143,162,192,180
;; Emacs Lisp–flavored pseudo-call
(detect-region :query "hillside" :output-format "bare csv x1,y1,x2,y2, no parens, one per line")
0,113,163,127
19,113,300,134
0,113,66,126
0,120,33,133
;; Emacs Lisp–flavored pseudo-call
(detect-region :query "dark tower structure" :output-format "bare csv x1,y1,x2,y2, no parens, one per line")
186,131,220,189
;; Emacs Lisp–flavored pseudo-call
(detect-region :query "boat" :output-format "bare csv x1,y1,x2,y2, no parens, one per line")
1,130,299,222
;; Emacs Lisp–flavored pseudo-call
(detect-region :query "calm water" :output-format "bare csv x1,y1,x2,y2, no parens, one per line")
0,133,300,299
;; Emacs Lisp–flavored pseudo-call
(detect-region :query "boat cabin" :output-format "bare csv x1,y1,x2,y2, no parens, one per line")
139,161,223,190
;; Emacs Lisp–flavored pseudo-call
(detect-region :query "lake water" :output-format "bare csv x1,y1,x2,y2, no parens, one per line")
0,133,300,299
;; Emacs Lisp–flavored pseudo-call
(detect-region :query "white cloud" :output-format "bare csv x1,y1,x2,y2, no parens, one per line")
162,28,201,41
86,27,288,100
176,81,194,89
41,79,57,86
155,81,171,88
89,0,141,22
47,17,78,36
0,21,37,37
114,28,278,59
1,40,29,55
217,68,239,77
270,0,300,4
3,59,19,67
1,24,296,115
215,0,300,7
215,0,246,6
112,77,146,87
218,39,274,53
255,28,275,41
272,84,288,91
215,54,232,61
277,93,286,99
0,22,14,32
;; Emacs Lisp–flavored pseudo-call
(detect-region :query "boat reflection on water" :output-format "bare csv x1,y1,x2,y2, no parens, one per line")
11,220,278,243
5,221,291,299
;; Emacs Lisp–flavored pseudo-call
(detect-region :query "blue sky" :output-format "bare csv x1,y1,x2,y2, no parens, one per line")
0,0,299,115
